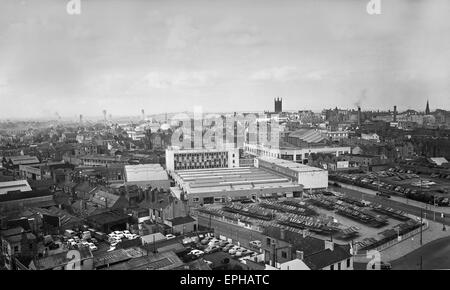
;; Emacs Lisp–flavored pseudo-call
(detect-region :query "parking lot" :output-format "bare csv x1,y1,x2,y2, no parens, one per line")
178,232,262,265
331,166,450,206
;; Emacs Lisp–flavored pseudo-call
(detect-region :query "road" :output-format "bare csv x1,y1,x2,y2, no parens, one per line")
391,236,450,270
330,184,450,226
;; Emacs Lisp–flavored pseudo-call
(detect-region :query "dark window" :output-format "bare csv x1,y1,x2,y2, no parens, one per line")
347,258,351,268
281,251,287,259
266,238,271,246
338,262,341,270
330,264,334,270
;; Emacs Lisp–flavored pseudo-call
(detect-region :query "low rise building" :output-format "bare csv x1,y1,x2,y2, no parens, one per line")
170,167,303,205
255,156,328,190
124,164,170,190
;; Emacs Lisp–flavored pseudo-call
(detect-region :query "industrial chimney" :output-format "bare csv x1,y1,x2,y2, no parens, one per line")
357,107,361,126
79,114,83,124
141,109,145,121
393,106,397,122
103,109,107,122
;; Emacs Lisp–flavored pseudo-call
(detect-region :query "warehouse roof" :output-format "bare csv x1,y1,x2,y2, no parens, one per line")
8,155,40,165
125,164,168,182
172,167,302,195
0,180,32,195
257,156,326,173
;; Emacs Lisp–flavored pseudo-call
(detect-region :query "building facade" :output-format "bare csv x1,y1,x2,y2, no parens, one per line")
165,148,239,171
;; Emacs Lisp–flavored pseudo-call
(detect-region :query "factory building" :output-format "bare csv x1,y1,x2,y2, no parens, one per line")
124,164,170,190
255,156,328,190
244,143,351,164
165,147,239,172
169,167,303,205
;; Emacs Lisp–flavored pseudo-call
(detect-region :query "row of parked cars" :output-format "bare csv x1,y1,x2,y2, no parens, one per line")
182,233,261,261
64,230,98,251
107,230,139,251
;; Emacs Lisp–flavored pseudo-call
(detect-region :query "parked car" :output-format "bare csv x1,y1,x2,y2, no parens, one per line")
208,239,220,246
88,243,97,251
249,240,262,249
204,245,221,254
188,249,204,258
218,240,229,247
223,244,234,252
201,237,213,245
228,246,242,255
166,234,176,240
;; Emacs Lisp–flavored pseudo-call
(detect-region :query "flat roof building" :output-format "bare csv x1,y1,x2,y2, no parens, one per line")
170,167,303,205
255,156,328,190
0,180,32,195
244,142,351,164
124,164,170,189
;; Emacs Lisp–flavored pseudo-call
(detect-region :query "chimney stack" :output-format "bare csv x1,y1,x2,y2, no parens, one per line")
296,250,304,260
324,240,334,251
280,227,285,240
357,107,361,126
393,106,397,122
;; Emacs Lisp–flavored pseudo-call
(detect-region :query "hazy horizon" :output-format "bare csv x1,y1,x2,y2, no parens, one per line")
1,0,450,118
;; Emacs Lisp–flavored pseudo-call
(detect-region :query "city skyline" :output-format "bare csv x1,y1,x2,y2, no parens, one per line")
1,0,450,118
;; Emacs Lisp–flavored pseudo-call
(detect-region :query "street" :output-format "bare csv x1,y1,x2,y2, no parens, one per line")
391,236,450,270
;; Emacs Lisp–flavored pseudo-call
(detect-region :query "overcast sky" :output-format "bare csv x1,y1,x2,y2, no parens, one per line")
1,0,450,119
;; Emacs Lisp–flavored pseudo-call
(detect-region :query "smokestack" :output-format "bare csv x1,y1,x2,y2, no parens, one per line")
103,110,107,122
393,106,397,122
357,107,361,126
141,109,145,121
79,114,83,124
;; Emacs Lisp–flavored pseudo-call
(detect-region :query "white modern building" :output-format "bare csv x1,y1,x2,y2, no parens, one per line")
165,147,239,171
244,143,351,164
124,164,170,189
255,156,328,190
170,167,303,205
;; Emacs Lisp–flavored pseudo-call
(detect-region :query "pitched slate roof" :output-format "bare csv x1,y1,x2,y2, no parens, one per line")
303,244,352,270
90,190,120,208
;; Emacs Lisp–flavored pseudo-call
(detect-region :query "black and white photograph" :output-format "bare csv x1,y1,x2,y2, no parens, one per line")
1,0,450,278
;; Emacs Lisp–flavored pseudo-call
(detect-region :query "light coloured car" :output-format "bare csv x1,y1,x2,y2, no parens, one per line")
88,243,97,251
113,231,125,238
189,249,204,257
123,230,131,235
208,239,220,246
205,245,221,254
249,240,262,249
166,234,176,240
228,246,241,255
107,247,116,252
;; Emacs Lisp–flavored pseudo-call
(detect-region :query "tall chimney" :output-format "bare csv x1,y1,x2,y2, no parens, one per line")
393,106,397,122
357,107,361,126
